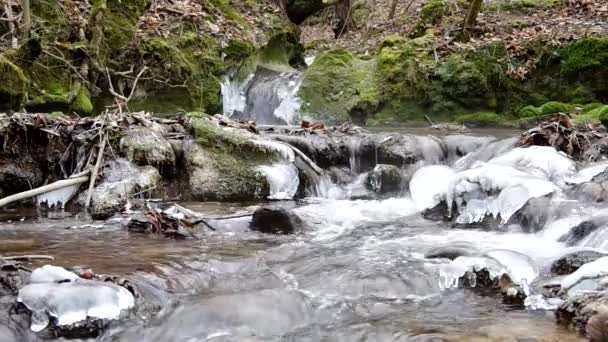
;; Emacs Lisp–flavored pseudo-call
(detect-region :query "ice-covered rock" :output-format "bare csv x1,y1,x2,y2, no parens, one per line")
567,161,608,185
487,146,575,185
453,137,517,170
17,265,134,334
439,249,538,291
410,165,455,211
484,249,538,286
446,163,558,224
439,256,507,289
30,265,79,284
83,160,161,220
551,250,607,275
561,257,608,292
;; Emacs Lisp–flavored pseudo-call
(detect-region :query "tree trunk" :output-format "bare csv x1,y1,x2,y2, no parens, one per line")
460,0,482,42
463,0,482,29
389,0,398,19
333,0,352,38
22,0,31,33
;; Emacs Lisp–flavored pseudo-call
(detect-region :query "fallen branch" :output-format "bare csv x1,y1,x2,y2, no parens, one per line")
0,176,89,208
275,141,324,175
1,255,55,261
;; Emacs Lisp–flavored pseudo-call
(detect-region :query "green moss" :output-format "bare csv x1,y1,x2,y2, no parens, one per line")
518,105,542,118
421,0,447,24
600,109,608,128
191,118,247,149
484,0,559,13
511,19,529,28
539,101,574,114
223,40,256,61
454,111,505,127
561,37,608,74
49,111,65,118
582,103,603,113
377,34,434,103
186,111,208,118
299,49,380,122
258,32,304,67
138,34,223,113
73,87,93,113
0,54,28,109
574,105,608,125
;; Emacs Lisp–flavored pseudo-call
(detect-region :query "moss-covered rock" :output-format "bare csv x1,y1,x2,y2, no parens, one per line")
574,104,608,125
484,0,559,13
299,49,380,123
184,118,289,200
454,112,505,127
0,54,28,111
120,127,176,168
539,101,575,114
421,0,447,24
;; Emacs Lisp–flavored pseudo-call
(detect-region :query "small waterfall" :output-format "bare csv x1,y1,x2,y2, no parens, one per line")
221,67,303,125
256,163,300,200
348,138,361,174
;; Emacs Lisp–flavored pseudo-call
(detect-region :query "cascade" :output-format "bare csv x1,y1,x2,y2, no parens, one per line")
221,67,303,125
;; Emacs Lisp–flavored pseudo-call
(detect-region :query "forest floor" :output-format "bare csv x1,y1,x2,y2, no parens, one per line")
301,0,608,61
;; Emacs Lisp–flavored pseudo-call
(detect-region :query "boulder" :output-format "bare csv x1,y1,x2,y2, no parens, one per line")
84,160,161,220
365,164,402,194
556,291,608,337
184,140,270,201
425,244,475,260
559,216,608,246
120,127,176,168
551,250,606,275
250,207,304,234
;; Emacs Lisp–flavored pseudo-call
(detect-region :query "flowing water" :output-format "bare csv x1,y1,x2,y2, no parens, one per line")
3,126,605,341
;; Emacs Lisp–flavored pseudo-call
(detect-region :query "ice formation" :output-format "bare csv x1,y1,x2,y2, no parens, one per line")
256,163,300,200
410,165,455,211
30,265,79,284
36,184,81,209
249,139,296,162
17,265,134,332
566,161,608,185
439,250,538,290
487,146,575,185
561,256,608,292
446,163,558,224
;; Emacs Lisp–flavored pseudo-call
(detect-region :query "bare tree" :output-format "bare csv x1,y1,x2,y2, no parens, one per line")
462,0,482,30
389,0,398,19
22,0,31,34
460,0,482,41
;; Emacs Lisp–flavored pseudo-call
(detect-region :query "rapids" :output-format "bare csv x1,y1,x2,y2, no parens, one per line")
2,126,605,341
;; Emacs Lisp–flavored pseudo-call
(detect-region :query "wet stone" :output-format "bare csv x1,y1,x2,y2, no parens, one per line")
551,250,606,275
365,164,402,194
250,207,304,235
558,217,608,246
425,245,474,260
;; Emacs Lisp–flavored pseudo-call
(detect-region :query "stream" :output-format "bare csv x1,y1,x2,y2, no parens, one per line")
0,125,597,341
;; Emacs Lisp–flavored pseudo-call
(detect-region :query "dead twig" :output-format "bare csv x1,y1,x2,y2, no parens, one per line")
84,133,107,209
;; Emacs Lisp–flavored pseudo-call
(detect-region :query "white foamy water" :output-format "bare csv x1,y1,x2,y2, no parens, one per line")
256,163,300,200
